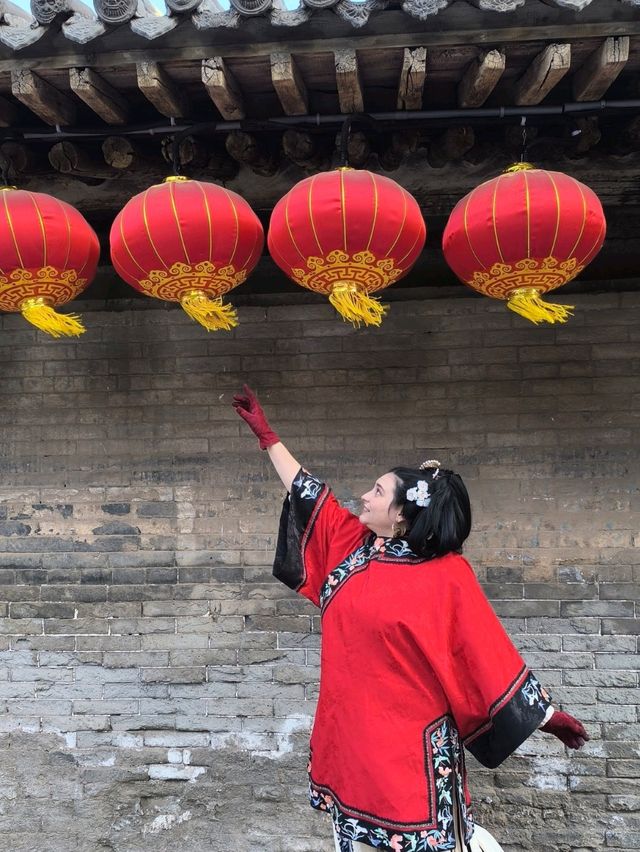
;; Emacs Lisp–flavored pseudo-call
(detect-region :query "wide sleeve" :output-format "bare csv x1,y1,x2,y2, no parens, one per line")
424,556,553,769
272,468,368,607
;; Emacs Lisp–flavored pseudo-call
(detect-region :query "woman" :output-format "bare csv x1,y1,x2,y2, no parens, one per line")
232,386,588,852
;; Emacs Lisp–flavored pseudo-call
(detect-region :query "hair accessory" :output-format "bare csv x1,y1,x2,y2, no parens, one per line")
419,459,441,479
406,480,431,508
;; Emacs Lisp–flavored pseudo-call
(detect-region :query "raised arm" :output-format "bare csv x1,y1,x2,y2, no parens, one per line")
232,385,300,492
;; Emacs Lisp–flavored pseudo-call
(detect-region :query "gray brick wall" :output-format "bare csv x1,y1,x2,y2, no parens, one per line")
0,291,637,851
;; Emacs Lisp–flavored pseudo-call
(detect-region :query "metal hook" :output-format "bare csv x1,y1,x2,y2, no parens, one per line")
520,115,528,163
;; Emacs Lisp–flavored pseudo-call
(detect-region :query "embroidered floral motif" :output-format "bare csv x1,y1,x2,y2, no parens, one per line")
310,718,473,851
521,672,552,712
294,470,323,501
319,536,423,611
383,539,414,558
319,542,371,608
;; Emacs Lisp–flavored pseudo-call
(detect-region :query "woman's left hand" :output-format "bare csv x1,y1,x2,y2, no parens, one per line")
541,710,589,749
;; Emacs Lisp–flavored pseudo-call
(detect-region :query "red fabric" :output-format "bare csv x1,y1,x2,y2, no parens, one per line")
110,179,263,297
442,168,606,297
295,489,368,608
310,549,529,828
267,169,426,295
0,189,99,303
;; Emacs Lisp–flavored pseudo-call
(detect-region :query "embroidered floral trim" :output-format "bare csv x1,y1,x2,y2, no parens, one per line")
309,717,473,850
522,672,551,711
319,536,423,611
293,470,324,501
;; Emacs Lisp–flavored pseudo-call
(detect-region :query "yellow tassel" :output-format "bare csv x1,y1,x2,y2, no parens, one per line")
180,289,238,331
506,288,574,325
20,297,85,338
328,282,388,328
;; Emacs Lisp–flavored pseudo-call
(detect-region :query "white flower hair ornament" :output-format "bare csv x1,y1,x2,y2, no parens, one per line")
406,480,431,508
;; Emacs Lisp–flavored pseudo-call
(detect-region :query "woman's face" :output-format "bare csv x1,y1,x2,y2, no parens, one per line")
359,472,404,537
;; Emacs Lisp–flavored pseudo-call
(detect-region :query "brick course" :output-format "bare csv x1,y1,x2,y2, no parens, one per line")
0,291,637,850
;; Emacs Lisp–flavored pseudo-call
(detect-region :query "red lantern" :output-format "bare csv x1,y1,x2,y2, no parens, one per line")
0,187,99,337
442,163,606,324
110,176,264,331
268,168,426,326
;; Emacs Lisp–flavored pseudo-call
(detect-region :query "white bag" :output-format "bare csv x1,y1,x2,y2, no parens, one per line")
468,824,505,852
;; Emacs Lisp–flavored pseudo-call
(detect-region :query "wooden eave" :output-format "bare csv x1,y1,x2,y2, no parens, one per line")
0,0,637,299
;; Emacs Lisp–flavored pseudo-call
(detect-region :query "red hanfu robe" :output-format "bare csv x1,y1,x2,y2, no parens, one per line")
273,470,552,851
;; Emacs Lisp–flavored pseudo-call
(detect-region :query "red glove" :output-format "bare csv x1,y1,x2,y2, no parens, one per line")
232,385,281,450
541,710,589,749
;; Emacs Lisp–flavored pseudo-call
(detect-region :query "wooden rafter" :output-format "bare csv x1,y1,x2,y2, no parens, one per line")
11,69,76,126
136,61,186,118
270,52,309,116
397,47,426,111
513,43,571,106
202,57,245,121
572,36,630,102
69,68,129,125
458,49,506,108
335,48,364,114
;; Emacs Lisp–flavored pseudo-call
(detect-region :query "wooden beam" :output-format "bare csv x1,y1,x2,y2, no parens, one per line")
271,52,308,116
429,126,475,168
202,57,245,121
282,129,330,172
161,135,210,170
49,141,114,178
2,13,640,75
69,68,129,125
567,116,601,157
334,48,364,114
11,69,76,126
344,130,370,168
225,131,278,176
572,36,629,102
458,49,506,108
137,61,186,118
513,43,571,106
0,142,41,179
102,136,160,171
378,129,421,171
207,143,239,181
397,47,426,111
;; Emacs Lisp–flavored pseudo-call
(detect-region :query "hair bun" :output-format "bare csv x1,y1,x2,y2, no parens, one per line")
419,459,441,470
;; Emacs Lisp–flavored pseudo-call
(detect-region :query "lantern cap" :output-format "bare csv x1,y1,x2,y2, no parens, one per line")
504,162,535,173
163,175,190,184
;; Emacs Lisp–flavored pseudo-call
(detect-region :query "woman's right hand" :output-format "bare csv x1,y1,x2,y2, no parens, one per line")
232,385,281,450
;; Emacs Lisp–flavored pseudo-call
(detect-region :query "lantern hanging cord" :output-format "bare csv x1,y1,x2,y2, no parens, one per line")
520,116,528,163
339,116,353,168
0,154,10,187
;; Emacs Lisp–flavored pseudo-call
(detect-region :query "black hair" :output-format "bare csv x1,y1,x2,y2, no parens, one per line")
389,465,471,559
